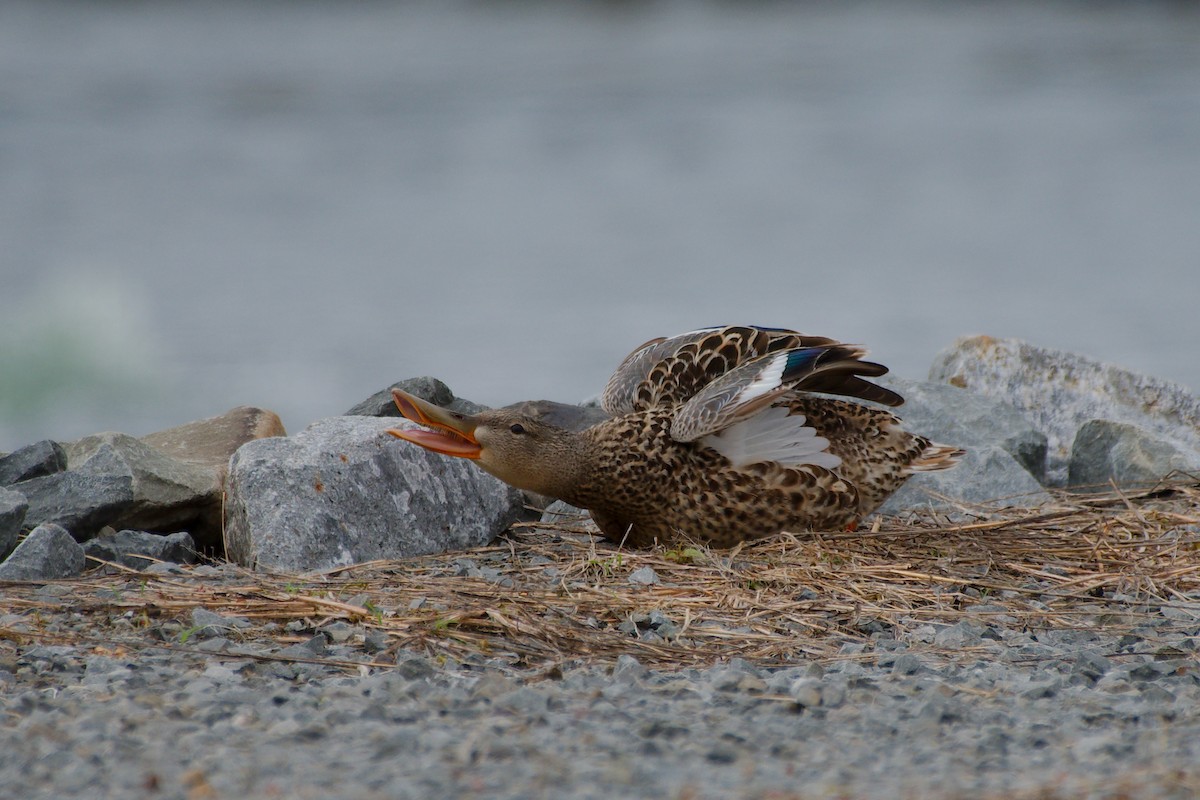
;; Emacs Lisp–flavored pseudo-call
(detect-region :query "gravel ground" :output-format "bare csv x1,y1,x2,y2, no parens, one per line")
3,554,1200,800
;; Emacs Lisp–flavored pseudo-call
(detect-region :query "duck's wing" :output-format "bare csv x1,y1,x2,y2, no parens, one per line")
600,325,841,415
669,344,895,444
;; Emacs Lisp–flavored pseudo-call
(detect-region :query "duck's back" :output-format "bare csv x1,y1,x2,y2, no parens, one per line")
570,408,862,548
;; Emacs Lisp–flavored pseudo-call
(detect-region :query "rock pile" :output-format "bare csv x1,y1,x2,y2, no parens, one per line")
931,335,1200,488
2,340,1198,578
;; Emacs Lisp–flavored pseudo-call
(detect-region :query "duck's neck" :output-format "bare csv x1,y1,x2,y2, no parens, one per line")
477,429,595,505
541,427,610,509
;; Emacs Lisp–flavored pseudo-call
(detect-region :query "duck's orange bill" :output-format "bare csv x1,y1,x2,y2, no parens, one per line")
386,389,482,459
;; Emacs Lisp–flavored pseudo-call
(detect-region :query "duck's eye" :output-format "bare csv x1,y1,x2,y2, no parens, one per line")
510,423,526,435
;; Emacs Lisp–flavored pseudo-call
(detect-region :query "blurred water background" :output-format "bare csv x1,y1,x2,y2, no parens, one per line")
2,1,1199,450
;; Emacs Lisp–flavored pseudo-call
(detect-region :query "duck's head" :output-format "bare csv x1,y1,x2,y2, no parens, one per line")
385,389,582,496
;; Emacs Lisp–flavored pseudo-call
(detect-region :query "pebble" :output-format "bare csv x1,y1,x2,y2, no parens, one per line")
627,566,660,586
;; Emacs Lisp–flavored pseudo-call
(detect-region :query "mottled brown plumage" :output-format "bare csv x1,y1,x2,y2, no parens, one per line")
387,325,963,548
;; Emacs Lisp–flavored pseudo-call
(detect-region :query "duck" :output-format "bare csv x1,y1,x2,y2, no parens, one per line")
386,325,963,548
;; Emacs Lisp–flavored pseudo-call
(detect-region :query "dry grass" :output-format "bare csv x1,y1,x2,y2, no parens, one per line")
3,481,1199,672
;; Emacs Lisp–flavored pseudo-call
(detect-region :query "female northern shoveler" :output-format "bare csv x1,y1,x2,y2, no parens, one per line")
387,325,963,548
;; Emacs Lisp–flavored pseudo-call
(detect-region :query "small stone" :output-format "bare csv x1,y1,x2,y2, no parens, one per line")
820,677,848,708
189,608,252,639
628,566,660,586
1128,662,1171,682
1072,651,1113,683
395,656,435,680
320,621,355,644
789,677,823,708
539,500,590,525
0,523,85,580
82,529,196,570
1159,603,1200,623
362,630,390,653
1139,684,1176,704
612,654,648,682
706,745,738,764
933,620,984,649
301,633,328,655
493,686,549,715
471,672,516,699
1021,680,1061,699
891,653,924,675
917,693,964,724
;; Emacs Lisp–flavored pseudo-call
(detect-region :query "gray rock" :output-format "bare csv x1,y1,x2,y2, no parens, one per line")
0,440,67,485
930,336,1200,486
190,608,252,638
858,377,1053,514
628,566,660,585
1072,652,1114,683
0,523,85,580
879,377,1048,482
346,376,486,417
1068,420,1196,490
136,406,286,548
224,416,526,571
933,620,984,649
0,487,28,559
65,433,219,530
877,444,1051,515
612,654,648,682
10,410,285,548
82,529,197,570
12,440,137,538
539,499,591,525
789,677,823,707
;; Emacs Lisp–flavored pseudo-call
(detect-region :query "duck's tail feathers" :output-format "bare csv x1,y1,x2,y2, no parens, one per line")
907,442,966,473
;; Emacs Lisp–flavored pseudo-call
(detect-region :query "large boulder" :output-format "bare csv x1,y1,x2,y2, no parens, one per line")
930,336,1200,487
224,416,527,572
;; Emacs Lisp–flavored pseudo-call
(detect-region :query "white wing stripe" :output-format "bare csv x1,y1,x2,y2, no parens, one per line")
700,406,842,469
732,352,787,406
